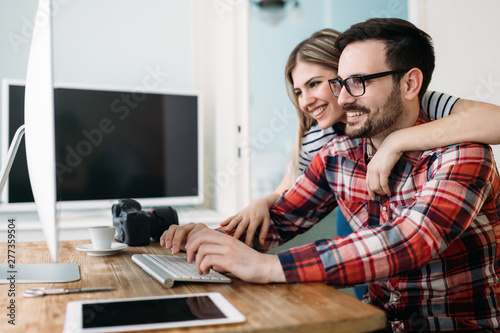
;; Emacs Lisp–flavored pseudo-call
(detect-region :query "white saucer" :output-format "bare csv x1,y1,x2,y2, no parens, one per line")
76,243,128,256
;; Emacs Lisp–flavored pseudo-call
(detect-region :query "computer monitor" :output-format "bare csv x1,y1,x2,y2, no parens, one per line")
1,81,203,213
0,0,80,282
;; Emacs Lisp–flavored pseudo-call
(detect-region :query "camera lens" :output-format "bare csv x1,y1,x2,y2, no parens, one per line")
149,207,178,241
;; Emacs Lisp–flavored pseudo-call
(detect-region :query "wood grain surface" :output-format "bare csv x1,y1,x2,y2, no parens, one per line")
0,240,386,333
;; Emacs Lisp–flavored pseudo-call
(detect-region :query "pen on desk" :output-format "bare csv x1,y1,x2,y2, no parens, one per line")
23,287,115,297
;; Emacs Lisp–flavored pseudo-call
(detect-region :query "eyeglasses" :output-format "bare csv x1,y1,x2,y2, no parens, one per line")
328,69,409,98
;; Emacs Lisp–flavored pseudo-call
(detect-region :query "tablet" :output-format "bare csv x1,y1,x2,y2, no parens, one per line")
63,292,246,333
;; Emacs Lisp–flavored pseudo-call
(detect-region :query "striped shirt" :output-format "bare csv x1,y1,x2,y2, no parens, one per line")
298,91,459,174
265,110,500,332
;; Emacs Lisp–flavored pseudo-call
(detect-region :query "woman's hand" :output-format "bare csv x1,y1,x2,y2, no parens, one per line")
220,194,278,246
366,132,403,200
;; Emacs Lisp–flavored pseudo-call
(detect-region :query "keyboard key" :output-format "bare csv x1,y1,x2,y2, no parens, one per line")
132,253,231,288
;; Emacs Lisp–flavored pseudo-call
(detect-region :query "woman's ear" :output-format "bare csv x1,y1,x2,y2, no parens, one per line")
402,68,423,101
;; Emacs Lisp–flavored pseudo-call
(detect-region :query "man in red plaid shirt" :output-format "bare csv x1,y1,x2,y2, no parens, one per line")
162,18,500,332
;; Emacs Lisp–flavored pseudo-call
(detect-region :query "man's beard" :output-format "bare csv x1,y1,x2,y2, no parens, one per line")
344,86,405,139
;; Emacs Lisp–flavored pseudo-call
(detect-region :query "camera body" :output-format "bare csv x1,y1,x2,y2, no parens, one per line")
112,198,178,246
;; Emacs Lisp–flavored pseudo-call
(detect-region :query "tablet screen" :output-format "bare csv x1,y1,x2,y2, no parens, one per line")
82,295,225,329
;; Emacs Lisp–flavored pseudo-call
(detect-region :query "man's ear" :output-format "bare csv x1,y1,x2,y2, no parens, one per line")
403,68,423,101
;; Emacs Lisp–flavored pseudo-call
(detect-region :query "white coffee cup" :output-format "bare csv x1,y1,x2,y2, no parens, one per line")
89,226,116,250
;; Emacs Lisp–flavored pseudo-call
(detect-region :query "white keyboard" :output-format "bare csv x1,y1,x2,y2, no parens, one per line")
132,254,232,288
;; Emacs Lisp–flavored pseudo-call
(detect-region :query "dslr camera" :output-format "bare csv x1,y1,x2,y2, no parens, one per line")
112,198,178,246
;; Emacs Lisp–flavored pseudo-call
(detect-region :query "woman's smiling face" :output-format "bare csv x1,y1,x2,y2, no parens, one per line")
291,61,346,129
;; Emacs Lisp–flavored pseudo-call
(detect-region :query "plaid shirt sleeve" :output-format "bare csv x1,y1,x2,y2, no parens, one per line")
258,147,339,253
272,142,500,287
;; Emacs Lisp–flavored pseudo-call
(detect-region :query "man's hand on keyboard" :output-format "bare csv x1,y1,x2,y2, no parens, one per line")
160,222,209,254
184,228,286,284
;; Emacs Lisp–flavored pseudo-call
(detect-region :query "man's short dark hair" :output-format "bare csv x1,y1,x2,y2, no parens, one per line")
335,18,435,102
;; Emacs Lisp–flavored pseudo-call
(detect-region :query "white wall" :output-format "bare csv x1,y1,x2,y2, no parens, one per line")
409,0,500,166
192,0,250,214
52,0,194,90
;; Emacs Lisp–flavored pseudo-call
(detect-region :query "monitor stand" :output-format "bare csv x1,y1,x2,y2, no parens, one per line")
0,263,80,283
0,126,81,284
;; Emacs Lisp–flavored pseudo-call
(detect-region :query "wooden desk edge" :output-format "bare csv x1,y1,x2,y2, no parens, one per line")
0,240,387,333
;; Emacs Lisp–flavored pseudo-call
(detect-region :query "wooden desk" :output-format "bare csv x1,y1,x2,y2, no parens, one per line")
0,240,386,333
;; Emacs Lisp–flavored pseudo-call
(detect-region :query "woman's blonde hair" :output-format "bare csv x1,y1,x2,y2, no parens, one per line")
284,28,341,181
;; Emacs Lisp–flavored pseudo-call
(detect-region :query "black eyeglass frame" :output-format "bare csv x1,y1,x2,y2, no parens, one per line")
328,69,410,98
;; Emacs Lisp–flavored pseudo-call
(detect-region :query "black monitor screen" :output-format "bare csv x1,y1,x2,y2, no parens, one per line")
6,84,199,205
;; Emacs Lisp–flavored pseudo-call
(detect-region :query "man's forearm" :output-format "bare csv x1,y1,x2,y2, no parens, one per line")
265,254,286,283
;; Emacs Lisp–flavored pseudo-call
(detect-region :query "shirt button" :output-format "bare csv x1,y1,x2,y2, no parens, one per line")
382,206,387,212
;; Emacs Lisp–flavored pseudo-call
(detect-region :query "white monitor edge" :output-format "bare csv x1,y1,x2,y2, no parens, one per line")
8,0,81,283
